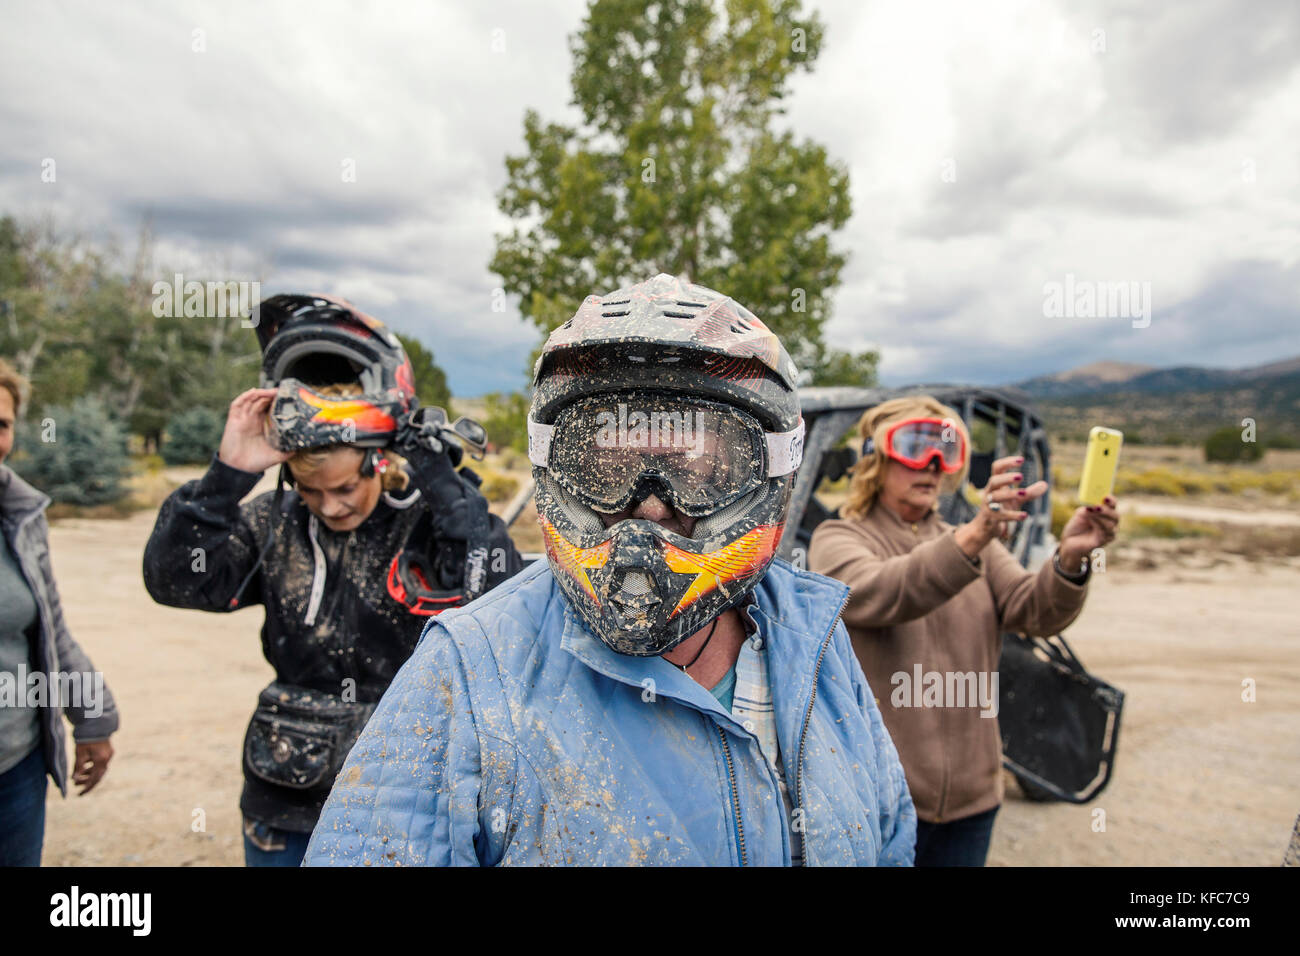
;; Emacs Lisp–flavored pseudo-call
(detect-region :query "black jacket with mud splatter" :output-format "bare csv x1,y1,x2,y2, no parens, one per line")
141,450,521,831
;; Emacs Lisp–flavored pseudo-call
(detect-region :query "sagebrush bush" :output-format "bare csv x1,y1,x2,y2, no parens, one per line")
477,467,521,503
1205,426,1263,463
11,396,130,505
162,406,224,465
1126,516,1219,539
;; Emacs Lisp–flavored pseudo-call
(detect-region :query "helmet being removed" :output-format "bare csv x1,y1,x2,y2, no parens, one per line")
529,273,804,656
256,293,416,450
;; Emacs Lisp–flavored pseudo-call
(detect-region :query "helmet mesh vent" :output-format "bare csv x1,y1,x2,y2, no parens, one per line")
691,485,767,540
539,473,607,536
615,570,652,597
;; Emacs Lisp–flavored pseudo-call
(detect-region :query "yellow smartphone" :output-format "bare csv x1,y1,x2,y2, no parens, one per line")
1078,426,1123,505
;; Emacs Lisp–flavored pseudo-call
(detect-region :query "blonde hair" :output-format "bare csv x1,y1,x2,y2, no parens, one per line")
283,383,410,493
0,358,28,416
841,395,970,521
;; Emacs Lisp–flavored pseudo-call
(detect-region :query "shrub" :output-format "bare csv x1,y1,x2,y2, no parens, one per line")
478,468,521,503
1125,516,1219,539
11,396,130,505
1050,497,1075,538
1205,426,1263,463
162,406,225,465
481,391,530,455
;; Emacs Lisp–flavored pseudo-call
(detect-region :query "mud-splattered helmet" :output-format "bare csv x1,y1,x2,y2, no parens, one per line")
528,273,804,656
256,293,417,451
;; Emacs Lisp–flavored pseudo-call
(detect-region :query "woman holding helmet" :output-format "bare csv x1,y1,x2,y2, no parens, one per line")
808,395,1118,867
142,294,520,866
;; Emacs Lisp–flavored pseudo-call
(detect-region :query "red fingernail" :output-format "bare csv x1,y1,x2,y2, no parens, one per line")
1088,506,1099,512
1016,457,1025,463
1017,490,1026,497
1014,473,1023,481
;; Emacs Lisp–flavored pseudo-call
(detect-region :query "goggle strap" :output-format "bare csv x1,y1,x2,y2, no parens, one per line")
766,418,805,477
527,416,554,468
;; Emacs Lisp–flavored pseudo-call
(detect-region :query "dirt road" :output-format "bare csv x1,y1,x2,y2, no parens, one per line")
38,509,1300,866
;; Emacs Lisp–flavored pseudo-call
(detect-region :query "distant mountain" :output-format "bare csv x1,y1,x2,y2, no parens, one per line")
1009,357,1300,444
1016,361,1154,398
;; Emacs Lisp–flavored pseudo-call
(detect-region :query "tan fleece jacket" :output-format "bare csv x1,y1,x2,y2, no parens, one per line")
808,501,1089,824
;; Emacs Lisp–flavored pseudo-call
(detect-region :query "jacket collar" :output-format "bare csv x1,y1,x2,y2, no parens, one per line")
0,464,49,532
751,559,850,770
558,558,850,739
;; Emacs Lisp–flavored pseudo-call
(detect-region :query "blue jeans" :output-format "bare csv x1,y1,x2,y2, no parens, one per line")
242,817,312,867
915,805,999,867
0,745,48,867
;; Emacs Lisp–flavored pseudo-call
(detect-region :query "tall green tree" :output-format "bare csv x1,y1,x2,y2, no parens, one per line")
491,0,869,383
395,333,453,416
0,214,262,444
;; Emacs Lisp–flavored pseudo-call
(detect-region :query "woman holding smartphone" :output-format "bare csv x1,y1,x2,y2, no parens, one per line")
808,395,1118,867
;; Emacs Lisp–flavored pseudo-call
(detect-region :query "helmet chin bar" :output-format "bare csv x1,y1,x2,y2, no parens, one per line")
538,487,787,657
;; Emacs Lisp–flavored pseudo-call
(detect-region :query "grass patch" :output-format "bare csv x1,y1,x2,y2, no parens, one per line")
1054,464,1300,498
1125,515,1220,539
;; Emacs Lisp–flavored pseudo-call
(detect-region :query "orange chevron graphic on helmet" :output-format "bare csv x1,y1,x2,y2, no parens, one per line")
540,516,613,604
662,524,782,618
298,387,397,433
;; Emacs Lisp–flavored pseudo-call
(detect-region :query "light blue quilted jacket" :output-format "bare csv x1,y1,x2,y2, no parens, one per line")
304,557,916,866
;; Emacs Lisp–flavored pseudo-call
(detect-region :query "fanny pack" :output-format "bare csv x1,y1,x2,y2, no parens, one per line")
242,682,377,791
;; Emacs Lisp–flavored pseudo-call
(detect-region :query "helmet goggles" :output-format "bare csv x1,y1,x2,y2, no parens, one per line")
529,392,804,518
876,417,967,473
267,378,402,451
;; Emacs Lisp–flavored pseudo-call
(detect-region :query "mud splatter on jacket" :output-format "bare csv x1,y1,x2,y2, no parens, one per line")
304,557,916,866
141,452,521,832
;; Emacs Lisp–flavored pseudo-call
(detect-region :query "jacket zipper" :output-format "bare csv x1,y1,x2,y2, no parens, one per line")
715,725,747,867
794,589,851,868
12,511,55,675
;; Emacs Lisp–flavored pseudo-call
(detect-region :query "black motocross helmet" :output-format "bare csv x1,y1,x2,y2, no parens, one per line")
256,293,417,451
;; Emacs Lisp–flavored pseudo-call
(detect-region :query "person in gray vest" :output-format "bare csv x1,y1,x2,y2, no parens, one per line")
0,358,119,866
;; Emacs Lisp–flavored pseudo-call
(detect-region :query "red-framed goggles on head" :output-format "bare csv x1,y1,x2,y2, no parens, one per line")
867,416,967,473
528,393,804,517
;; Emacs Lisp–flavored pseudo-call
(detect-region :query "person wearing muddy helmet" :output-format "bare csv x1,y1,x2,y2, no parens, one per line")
527,274,804,656
142,294,521,866
305,275,916,868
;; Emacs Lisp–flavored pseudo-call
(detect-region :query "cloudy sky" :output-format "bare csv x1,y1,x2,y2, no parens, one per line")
2,0,1296,394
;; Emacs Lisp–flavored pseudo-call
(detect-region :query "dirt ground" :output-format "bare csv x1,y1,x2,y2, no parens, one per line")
39,493,1300,866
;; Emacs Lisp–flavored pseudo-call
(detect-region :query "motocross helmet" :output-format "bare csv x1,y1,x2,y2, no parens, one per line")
529,273,804,656
256,293,416,451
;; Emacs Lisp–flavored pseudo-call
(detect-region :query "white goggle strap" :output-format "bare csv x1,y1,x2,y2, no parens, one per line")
766,418,805,478
528,416,554,468
531,413,805,477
